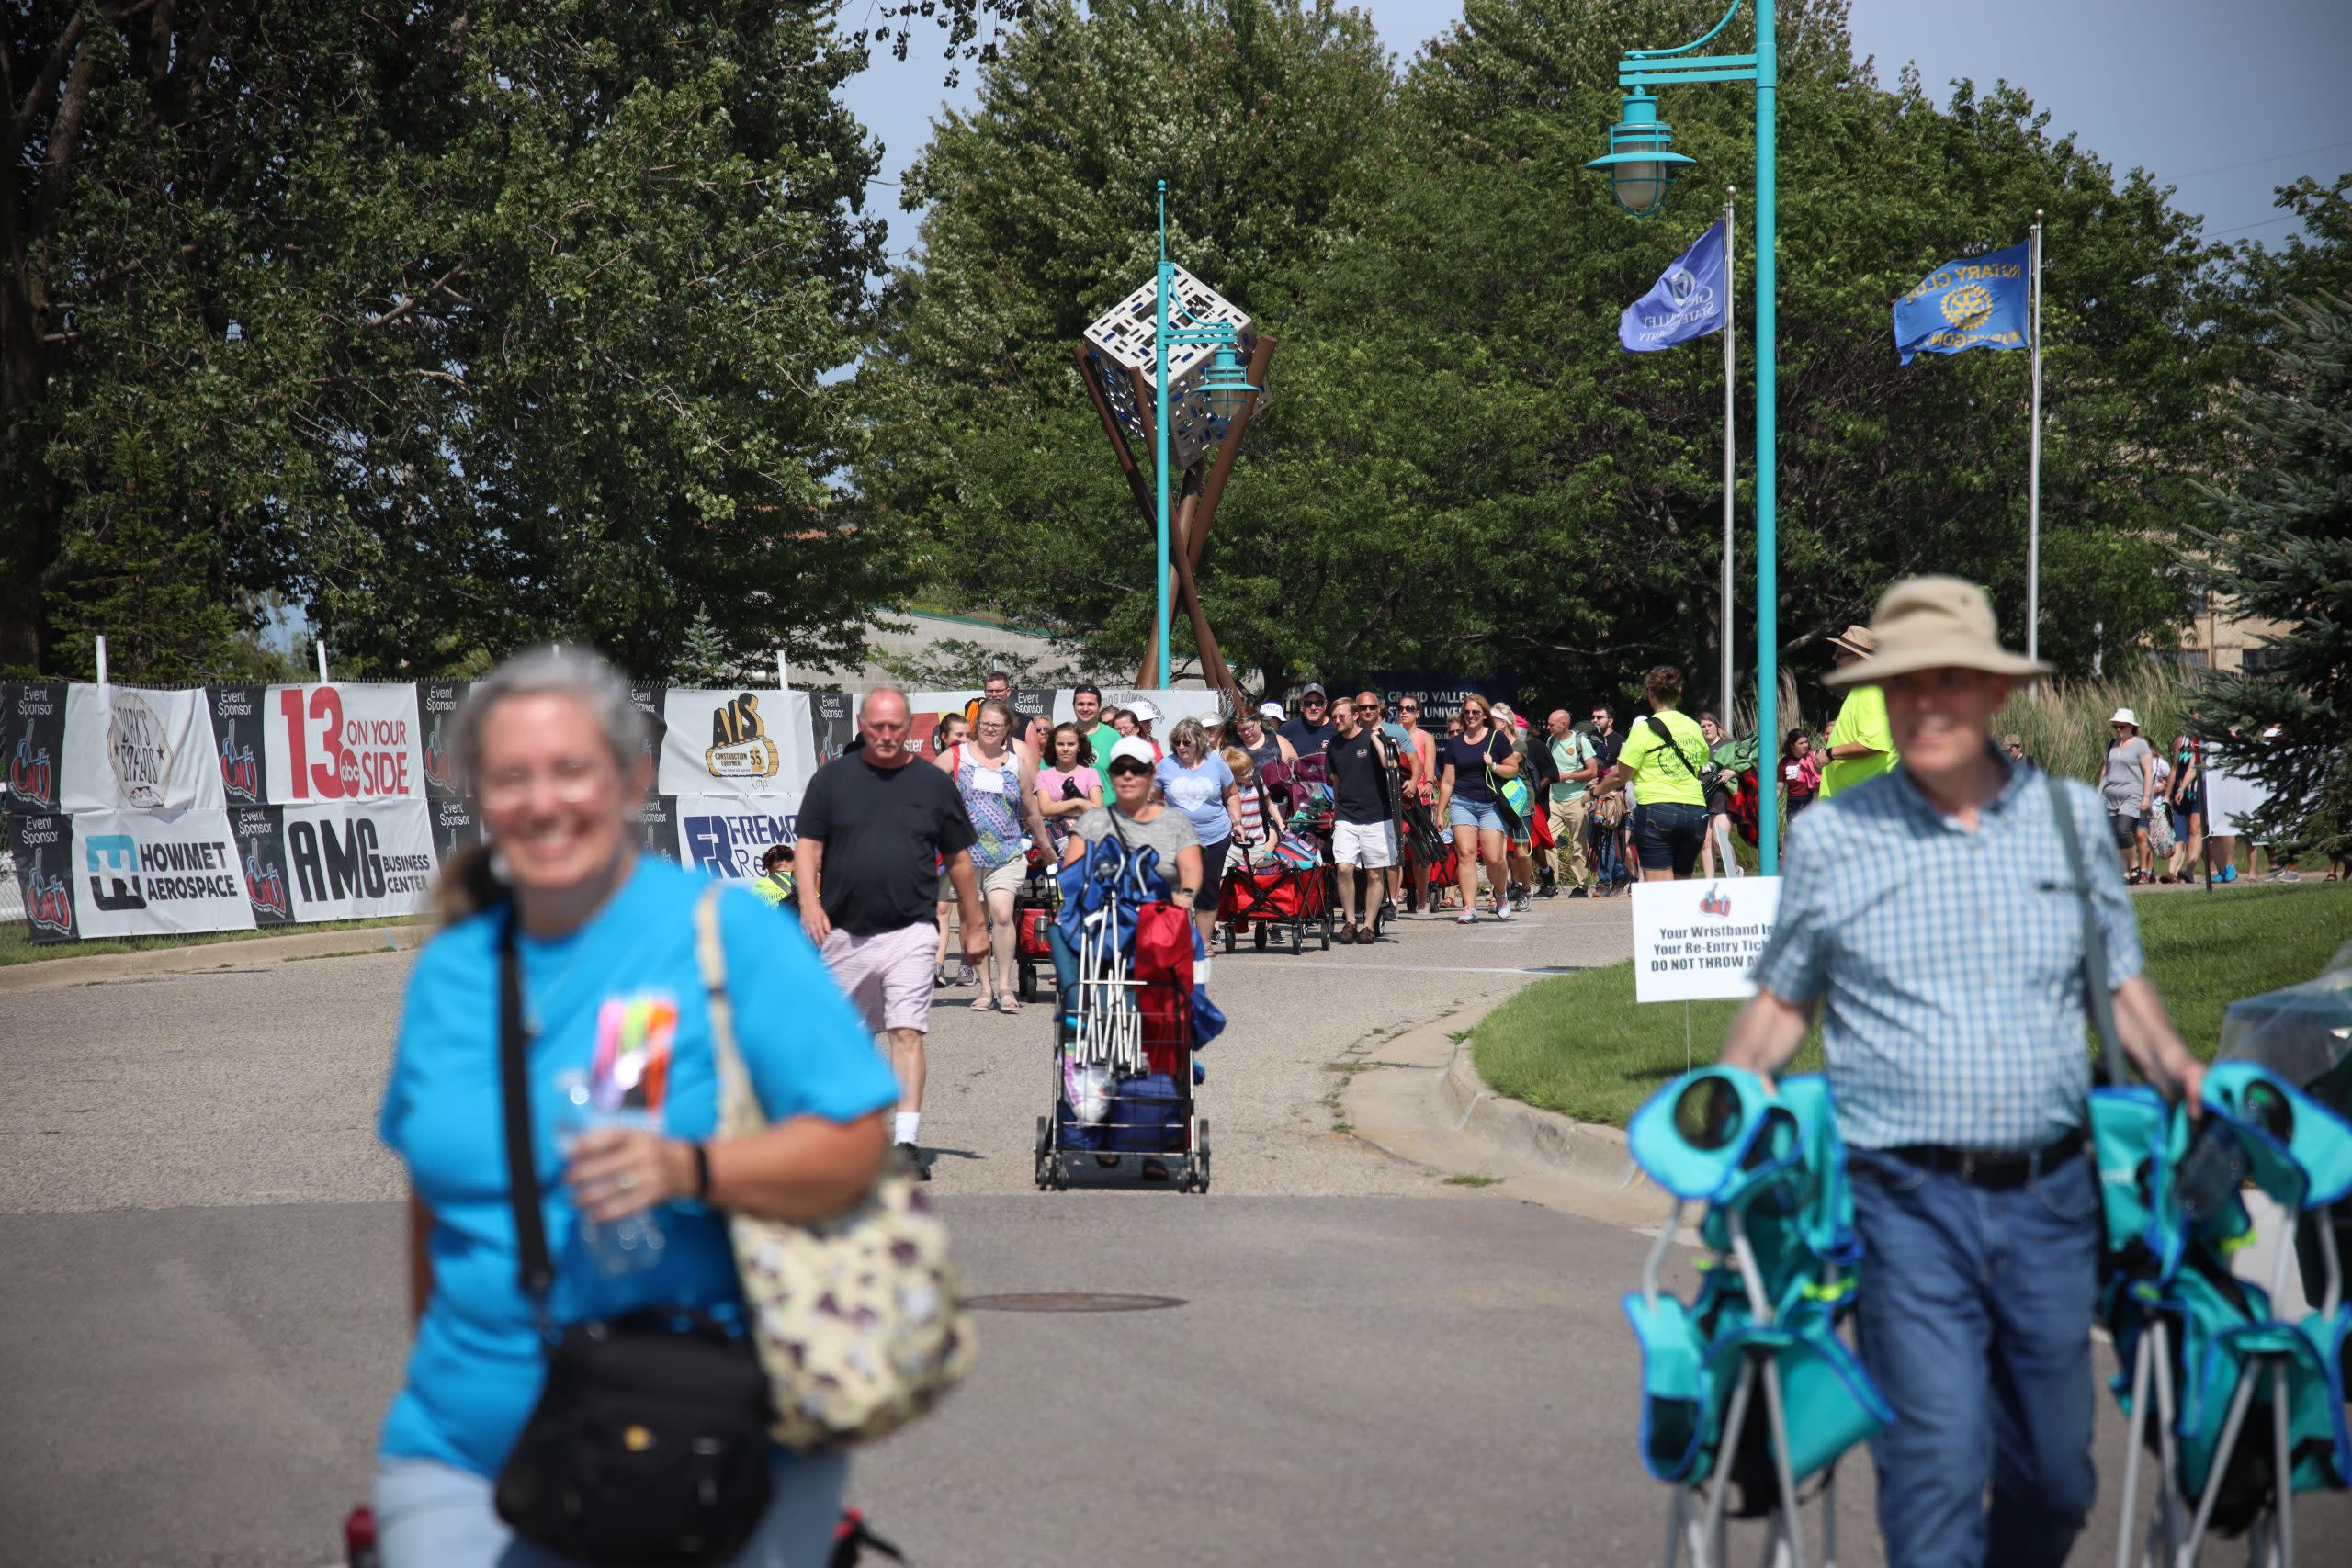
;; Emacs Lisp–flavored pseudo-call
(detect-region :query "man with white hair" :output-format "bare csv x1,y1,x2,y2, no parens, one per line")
796,687,989,1177
1722,578,2204,1568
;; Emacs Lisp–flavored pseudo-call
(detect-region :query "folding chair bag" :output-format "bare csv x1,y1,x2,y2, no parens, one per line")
1107,1072,1185,1153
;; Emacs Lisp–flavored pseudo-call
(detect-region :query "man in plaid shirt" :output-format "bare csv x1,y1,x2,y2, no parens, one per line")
1722,577,2206,1568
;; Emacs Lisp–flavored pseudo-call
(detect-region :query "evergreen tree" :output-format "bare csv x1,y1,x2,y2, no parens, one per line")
674,606,731,685
2191,288,2352,864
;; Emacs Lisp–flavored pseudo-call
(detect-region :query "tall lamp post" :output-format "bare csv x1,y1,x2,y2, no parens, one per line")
1152,179,1261,690
1587,0,1783,874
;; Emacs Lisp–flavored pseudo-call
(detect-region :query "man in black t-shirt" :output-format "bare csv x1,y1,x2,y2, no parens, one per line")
1322,694,1397,943
796,687,987,1175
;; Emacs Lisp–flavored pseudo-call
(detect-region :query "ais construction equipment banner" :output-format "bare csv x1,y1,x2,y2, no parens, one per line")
4,679,1242,942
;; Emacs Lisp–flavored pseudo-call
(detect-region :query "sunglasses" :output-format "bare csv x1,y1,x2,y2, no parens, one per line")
1399,704,1419,713
1107,761,1151,778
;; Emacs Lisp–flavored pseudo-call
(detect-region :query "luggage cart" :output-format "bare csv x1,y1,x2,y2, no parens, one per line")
1035,842,1210,1194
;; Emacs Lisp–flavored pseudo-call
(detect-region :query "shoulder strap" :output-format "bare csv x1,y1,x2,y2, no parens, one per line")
2043,771,2126,1088
496,914,556,1305
693,886,764,1138
1644,715,1707,780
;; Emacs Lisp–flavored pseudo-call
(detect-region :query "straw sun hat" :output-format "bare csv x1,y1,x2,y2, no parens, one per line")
1823,576,2052,691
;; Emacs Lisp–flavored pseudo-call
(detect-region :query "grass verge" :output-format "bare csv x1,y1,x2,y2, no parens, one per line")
1472,885,2352,1130
0,915,426,967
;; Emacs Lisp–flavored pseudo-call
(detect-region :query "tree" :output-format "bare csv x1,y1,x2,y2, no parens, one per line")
6,2,899,683
2189,287,2352,863
863,0,2238,710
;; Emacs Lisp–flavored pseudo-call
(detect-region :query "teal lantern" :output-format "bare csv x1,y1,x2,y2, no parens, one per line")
1197,339,1261,423
1585,90,1697,217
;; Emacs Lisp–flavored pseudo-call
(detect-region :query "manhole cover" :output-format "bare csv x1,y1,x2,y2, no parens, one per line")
963,1292,1185,1314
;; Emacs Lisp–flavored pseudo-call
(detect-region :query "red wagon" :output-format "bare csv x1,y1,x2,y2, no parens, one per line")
1216,842,1334,953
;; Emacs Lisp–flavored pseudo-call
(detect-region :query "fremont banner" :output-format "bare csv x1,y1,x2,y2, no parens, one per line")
71,807,254,941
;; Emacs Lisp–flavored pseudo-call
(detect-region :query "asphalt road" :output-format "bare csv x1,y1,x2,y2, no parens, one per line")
6,892,2349,1564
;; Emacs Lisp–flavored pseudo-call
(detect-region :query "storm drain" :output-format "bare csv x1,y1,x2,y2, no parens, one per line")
963,1292,1185,1313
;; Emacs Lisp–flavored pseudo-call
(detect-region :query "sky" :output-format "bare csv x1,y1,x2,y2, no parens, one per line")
841,0,2352,262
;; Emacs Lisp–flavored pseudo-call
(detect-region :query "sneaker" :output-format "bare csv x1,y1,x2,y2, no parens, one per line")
1455,909,1480,925
1338,922,1360,945
897,1143,930,1181
1381,899,1400,923
1511,885,1532,913
2221,865,2238,883
1493,897,1512,921
1569,885,1590,899
956,963,978,986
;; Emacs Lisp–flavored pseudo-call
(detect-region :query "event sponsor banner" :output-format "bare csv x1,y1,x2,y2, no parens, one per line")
1012,687,1052,722
227,805,296,927
279,800,438,920
675,793,800,881
628,681,668,777
72,807,255,940
1630,878,1782,1004
417,681,469,800
4,681,68,813
632,795,682,860
6,810,78,942
808,691,855,770
658,688,814,799
428,797,483,865
263,683,427,804
62,685,226,813
207,685,271,807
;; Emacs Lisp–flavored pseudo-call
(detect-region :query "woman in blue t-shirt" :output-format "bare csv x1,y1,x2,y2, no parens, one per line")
373,648,901,1568
1153,716,1243,946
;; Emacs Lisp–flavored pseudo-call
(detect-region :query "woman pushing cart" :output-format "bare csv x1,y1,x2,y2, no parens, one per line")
1035,736,1224,1190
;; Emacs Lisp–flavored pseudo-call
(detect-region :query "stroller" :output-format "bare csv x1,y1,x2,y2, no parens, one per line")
1220,755,1349,951
1622,1066,1892,1568
1035,830,1224,1192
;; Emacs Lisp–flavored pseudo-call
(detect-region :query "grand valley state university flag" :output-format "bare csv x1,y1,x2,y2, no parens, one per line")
1893,240,2030,365
1620,220,1727,352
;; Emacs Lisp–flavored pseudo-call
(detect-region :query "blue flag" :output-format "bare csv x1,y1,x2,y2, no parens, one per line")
1893,241,2031,365
1619,220,1728,353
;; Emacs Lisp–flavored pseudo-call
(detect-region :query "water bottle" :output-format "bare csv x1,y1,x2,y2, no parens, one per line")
554,1071,668,1278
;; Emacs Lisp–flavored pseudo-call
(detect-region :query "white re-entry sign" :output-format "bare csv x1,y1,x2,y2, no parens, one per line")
1631,877,1783,1004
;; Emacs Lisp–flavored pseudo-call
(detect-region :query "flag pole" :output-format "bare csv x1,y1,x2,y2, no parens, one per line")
2027,209,2043,667
1722,190,1736,728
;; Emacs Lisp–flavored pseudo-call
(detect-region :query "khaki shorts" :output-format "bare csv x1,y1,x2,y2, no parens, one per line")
1332,819,1396,869
980,857,1028,898
820,921,939,1036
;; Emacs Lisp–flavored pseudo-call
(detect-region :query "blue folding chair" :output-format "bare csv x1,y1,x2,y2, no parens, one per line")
1623,1067,1892,1568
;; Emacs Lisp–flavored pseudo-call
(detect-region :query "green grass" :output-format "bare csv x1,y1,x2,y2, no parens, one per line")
1442,1172,1503,1188
0,915,426,967
1472,884,2352,1129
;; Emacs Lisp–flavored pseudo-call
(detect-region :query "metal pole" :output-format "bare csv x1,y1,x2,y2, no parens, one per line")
2027,210,2044,666
1154,180,1173,692
94,636,108,688
1722,190,1736,728
1754,4,1780,874
776,650,789,692
317,639,330,684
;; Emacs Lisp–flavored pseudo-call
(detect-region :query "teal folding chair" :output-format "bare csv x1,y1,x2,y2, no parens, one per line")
2105,1063,2352,1567
1623,1067,1892,1568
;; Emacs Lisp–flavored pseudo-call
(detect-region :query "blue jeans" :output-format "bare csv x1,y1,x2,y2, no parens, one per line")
1849,1146,2100,1568
374,1450,848,1568
1630,800,1706,874
1447,797,1505,833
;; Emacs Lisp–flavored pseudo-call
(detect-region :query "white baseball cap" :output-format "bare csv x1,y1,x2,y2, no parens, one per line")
1126,698,1161,725
1257,701,1284,721
1106,737,1159,771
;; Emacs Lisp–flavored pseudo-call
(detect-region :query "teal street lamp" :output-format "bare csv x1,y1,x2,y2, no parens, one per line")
1587,0,1784,875
1153,179,1261,690
1589,90,1697,217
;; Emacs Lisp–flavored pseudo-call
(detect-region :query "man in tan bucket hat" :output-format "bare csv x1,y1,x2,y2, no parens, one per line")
1815,622,1895,799
1721,576,2205,1568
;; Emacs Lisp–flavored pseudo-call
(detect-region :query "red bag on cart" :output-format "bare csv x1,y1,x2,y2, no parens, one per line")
1015,905,1054,960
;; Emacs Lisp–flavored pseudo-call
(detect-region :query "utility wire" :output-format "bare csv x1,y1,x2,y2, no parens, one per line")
2171,139,2352,181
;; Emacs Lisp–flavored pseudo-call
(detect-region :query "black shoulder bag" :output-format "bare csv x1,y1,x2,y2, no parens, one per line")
491,913,777,1568
1643,715,1724,795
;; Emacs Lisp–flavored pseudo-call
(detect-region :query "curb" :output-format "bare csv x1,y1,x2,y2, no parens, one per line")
1436,1043,1644,1183
0,923,429,992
